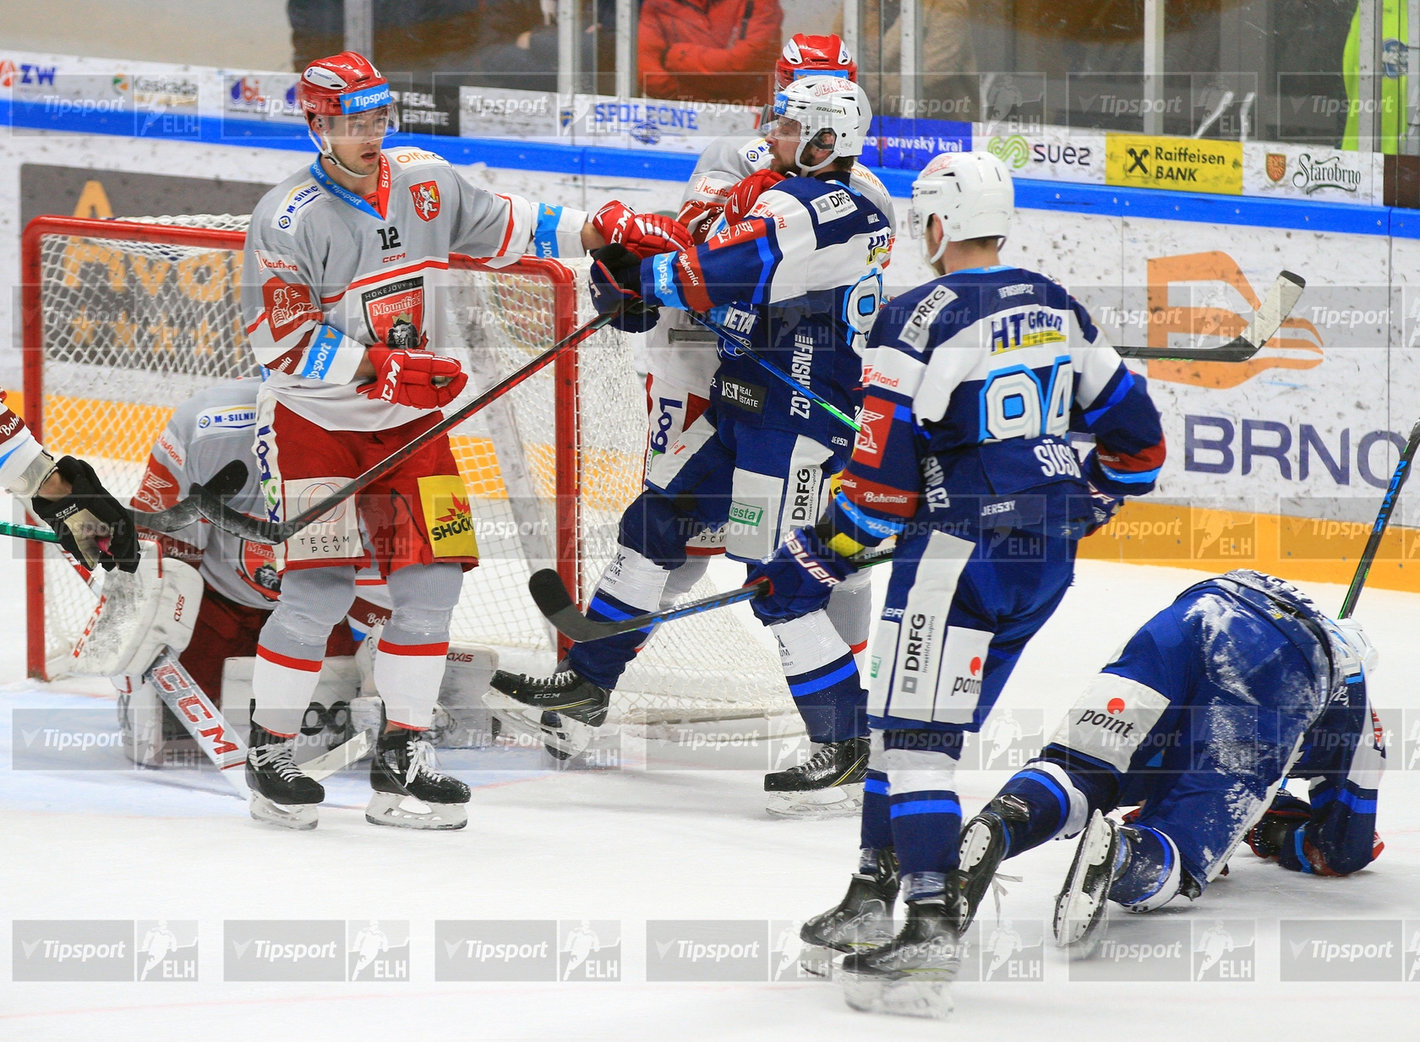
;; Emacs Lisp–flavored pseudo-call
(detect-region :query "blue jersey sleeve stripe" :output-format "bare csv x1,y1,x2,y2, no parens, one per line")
1081,367,1134,427
301,324,345,380
532,203,564,259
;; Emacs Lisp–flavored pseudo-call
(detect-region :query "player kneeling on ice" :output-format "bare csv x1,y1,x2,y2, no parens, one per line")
954,570,1385,956
744,150,1165,1018
239,51,684,830
490,76,890,814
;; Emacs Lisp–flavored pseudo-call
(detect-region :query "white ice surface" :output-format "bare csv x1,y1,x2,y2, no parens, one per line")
2,491,1418,1041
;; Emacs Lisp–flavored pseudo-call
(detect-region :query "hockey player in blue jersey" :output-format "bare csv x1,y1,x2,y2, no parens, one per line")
956,569,1386,953
744,150,1166,1017
489,75,890,812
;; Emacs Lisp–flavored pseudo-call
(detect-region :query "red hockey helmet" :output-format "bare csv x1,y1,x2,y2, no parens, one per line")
775,34,857,90
298,51,394,123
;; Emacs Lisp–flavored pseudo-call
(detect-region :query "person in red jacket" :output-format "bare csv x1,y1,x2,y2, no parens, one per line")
638,0,784,105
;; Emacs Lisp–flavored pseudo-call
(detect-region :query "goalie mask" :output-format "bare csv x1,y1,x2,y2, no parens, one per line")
910,151,1014,265
768,76,870,175
299,51,398,177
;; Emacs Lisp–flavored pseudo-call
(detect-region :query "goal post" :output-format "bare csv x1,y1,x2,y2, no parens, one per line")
19,213,793,727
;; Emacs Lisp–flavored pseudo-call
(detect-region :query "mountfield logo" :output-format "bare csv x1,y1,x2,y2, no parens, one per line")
1140,252,1322,389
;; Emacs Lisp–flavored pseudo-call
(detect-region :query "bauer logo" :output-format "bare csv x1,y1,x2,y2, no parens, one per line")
435,920,557,981
1068,920,1191,981
1193,919,1254,981
558,920,621,981
1280,919,1401,981
224,920,343,982
13,920,133,981
346,920,410,981
646,920,767,981
135,920,198,981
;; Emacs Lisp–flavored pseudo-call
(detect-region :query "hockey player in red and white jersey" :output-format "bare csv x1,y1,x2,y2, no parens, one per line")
240,50,688,830
0,391,140,572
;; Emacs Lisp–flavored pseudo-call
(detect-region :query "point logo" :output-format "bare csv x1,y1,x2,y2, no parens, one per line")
1107,697,1126,715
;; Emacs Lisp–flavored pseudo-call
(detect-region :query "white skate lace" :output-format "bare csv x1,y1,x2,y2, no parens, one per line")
402,737,444,785
250,742,305,783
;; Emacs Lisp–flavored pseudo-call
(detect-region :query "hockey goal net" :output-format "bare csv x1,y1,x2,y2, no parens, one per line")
21,213,792,727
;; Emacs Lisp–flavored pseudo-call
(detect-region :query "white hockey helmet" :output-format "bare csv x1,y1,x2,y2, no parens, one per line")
769,75,871,174
910,151,1014,264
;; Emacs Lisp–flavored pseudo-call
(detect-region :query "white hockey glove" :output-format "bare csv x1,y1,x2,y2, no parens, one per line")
72,542,204,678
1334,618,1378,676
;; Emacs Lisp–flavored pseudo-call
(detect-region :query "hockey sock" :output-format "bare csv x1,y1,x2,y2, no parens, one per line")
883,731,963,902
1110,825,1183,911
769,610,866,743
826,567,873,675
567,544,675,689
377,564,460,728
860,773,892,855
994,760,1091,854
253,567,356,735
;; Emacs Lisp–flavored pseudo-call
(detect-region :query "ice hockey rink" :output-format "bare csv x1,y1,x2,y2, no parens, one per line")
2,489,1417,1042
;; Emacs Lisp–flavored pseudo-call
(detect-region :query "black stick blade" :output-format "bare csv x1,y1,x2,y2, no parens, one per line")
1115,270,1305,362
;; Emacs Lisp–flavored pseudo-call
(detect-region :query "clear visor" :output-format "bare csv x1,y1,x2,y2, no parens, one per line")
323,105,398,140
908,187,933,239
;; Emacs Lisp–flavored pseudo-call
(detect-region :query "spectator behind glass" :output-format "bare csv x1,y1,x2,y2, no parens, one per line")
837,0,978,120
289,1,486,78
639,0,784,105
470,0,615,93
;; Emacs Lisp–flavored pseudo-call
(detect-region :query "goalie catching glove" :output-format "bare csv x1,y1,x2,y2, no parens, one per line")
358,319,468,410
590,200,693,258
747,526,856,623
30,455,141,572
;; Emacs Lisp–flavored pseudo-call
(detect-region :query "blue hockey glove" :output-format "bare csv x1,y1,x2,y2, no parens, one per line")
589,243,658,332
747,526,855,624
1245,791,1312,860
1084,483,1121,537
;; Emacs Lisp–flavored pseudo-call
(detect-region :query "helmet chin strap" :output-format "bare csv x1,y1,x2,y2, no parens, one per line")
794,135,835,175
307,124,370,180
924,215,949,266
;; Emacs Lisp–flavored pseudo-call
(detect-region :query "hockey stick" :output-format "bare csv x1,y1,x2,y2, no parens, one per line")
683,311,861,432
128,459,250,534
528,544,896,642
0,520,59,543
1339,417,1420,619
1113,270,1305,361
190,311,619,544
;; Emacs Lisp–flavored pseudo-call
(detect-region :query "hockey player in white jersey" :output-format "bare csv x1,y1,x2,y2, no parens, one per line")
746,151,1166,1016
240,50,687,830
491,76,892,812
0,390,140,572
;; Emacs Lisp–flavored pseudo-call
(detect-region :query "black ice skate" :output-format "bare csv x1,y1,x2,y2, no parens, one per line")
956,793,1030,930
1052,809,1122,953
799,848,899,978
247,723,324,830
484,666,610,757
839,897,963,1019
763,737,868,818
367,727,471,830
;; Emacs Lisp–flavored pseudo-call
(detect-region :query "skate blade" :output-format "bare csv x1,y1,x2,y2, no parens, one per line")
765,782,863,819
840,973,954,1019
365,791,468,830
798,944,840,979
1053,811,1116,952
249,792,318,831
483,692,595,757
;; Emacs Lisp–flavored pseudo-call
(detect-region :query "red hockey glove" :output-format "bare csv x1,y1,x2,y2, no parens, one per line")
723,169,786,227
676,198,725,244
591,201,694,258
359,341,468,411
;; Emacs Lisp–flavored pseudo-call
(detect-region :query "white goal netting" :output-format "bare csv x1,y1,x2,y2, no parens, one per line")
22,214,792,727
